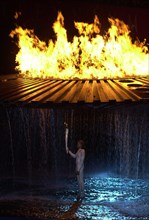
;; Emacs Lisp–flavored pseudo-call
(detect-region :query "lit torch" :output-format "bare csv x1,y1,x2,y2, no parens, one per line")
64,122,69,154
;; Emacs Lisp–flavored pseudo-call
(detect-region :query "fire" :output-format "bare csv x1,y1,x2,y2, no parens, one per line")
10,11,149,79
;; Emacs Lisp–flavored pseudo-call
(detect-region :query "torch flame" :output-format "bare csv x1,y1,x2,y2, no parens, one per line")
10,11,149,79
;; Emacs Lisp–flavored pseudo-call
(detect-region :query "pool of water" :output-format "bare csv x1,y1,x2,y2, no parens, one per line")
0,173,149,220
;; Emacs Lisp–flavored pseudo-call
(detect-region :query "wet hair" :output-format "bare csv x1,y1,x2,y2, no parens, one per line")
78,139,85,149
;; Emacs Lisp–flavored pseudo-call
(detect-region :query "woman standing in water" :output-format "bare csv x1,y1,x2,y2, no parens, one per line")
68,140,86,199
65,123,85,199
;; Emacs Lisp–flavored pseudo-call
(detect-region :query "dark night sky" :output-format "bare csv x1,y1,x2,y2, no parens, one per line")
0,0,149,75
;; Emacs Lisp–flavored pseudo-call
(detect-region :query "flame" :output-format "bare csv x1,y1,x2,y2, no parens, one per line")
14,12,21,20
10,11,149,79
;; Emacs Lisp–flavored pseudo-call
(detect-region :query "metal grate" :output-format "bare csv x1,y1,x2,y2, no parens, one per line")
0,75,149,106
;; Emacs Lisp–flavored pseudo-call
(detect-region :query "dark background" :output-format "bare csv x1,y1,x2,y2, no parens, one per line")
0,0,149,75
1,104,149,179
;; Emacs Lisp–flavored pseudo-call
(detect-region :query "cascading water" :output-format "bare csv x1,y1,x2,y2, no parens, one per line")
6,108,15,180
0,104,149,181
1,104,149,219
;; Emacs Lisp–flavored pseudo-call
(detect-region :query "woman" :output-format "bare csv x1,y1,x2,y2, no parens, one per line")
66,133,85,199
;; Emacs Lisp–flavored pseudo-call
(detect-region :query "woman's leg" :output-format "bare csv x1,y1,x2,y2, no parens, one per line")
79,169,84,195
77,168,84,197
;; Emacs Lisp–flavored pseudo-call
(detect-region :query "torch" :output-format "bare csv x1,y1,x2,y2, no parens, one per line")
64,122,69,154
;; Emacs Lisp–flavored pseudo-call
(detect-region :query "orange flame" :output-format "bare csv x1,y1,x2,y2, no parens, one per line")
10,11,149,79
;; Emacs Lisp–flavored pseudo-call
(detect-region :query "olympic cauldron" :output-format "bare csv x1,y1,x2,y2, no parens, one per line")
0,11,149,180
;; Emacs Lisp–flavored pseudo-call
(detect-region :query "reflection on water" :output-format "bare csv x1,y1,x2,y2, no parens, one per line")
0,173,149,220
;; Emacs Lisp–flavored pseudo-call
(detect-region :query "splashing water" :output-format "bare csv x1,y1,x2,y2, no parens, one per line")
0,174,149,219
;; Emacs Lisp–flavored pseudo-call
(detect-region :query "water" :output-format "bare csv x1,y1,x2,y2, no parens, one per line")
0,173,149,219
6,109,15,180
1,105,149,179
0,104,149,219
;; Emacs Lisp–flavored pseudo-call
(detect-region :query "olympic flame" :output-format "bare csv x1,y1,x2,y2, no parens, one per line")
10,11,149,79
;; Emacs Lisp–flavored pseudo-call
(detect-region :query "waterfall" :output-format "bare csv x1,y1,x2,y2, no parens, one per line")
6,108,15,179
0,104,149,181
